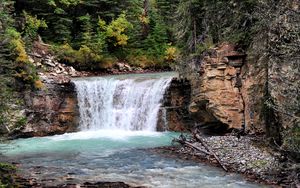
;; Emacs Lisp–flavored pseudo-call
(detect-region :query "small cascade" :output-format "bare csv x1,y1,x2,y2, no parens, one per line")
73,73,175,131
161,108,169,131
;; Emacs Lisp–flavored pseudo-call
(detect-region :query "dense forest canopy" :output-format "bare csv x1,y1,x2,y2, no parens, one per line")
0,0,263,72
9,0,182,69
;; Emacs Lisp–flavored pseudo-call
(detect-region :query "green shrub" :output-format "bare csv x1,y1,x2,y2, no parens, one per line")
98,56,117,69
23,11,47,41
15,116,27,128
282,122,300,153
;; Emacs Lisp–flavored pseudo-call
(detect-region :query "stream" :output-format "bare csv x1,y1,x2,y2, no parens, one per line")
0,73,267,187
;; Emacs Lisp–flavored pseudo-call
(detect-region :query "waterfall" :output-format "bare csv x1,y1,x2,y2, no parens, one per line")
72,73,175,131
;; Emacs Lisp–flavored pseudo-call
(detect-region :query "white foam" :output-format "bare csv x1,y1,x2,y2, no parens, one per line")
72,73,175,132
49,130,164,141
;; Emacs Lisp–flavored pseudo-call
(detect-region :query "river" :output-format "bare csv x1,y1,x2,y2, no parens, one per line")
0,72,267,187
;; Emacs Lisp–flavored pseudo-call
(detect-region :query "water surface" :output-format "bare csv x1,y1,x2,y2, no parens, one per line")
0,73,267,187
0,131,266,188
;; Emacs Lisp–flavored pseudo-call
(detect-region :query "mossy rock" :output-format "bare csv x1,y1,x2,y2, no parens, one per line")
0,163,17,187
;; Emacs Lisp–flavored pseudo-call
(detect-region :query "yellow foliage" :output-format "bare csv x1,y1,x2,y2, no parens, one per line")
139,15,150,24
77,45,102,64
34,80,44,89
23,11,47,39
6,28,29,63
106,13,132,46
116,35,129,46
128,55,156,68
98,18,107,30
164,46,178,62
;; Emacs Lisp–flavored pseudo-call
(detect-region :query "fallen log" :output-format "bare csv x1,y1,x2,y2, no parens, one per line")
174,138,211,155
175,132,228,172
193,133,228,171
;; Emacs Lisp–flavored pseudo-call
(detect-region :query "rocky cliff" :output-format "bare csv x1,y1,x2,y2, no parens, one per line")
186,44,246,131
242,0,299,152
11,76,79,138
178,0,299,153
6,44,81,138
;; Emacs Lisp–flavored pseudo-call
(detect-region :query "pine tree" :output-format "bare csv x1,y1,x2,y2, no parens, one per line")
76,13,93,46
175,0,205,53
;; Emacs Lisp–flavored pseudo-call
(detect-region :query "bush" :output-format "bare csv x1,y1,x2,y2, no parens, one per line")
77,45,102,65
127,54,169,69
6,28,28,63
98,56,117,69
54,43,77,63
106,13,133,46
282,122,300,153
23,11,47,41
164,46,179,62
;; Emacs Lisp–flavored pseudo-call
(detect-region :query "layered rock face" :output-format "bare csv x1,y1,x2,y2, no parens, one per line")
179,0,299,151
12,77,79,138
182,44,246,131
157,78,194,131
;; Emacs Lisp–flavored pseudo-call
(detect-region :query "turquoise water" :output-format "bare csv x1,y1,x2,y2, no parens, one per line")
0,73,267,187
0,131,267,188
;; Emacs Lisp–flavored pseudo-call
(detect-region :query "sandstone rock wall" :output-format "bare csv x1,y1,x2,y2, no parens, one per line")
180,44,246,131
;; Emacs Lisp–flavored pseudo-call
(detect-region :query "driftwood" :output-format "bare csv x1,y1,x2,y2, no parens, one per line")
193,132,228,171
174,131,228,172
174,137,211,155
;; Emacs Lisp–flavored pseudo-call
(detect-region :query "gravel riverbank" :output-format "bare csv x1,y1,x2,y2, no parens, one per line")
149,135,299,187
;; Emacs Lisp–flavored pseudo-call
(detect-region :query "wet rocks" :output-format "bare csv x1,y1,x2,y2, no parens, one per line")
14,178,143,188
157,78,194,132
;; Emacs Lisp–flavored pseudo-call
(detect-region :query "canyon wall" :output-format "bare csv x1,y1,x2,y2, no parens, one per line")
178,0,299,152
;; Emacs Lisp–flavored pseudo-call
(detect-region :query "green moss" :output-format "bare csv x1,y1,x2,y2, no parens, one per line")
15,117,27,128
248,159,268,168
0,163,17,187
0,163,16,171
282,123,300,153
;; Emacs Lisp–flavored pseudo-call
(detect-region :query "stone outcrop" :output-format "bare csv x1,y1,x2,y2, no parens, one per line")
11,76,79,138
178,0,299,154
181,44,246,131
157,78,194,132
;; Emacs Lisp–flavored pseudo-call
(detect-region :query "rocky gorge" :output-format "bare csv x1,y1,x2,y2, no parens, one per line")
0,0,299,187
2,41,297,186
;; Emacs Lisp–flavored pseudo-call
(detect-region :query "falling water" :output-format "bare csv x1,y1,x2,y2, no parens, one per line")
72,73,175,131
